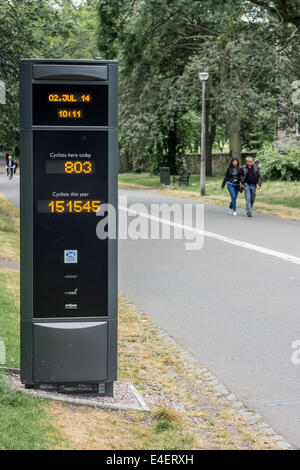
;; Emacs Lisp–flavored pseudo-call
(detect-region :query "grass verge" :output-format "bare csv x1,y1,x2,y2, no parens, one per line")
0,193,19,260
118,173,300,221
0,373,66,450
0,270,19,368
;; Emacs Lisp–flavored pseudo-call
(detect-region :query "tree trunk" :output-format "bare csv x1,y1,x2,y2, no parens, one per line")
167,125,177,174
227,118,241,159
206,110,216,176
194,140,200,153
118,145,129,173
220,43,242,161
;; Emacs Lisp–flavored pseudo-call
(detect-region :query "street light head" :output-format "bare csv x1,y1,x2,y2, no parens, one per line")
199,72,209,81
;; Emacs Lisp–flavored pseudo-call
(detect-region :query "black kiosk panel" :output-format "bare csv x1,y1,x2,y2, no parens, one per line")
20,60,118,395
33,130,108,318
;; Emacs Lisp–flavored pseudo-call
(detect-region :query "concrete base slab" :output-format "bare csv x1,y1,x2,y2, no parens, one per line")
3,368,150,413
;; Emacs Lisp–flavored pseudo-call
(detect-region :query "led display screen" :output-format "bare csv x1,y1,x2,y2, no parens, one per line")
48,93,92,103
45,160,96,174
32,84,108,126
37,199,101,214
33,130,108,318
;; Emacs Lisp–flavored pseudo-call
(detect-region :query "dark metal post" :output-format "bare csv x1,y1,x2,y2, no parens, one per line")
199,72,209,196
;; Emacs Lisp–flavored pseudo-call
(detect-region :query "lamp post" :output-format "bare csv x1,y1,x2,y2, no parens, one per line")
0,81,5,105
0,82,5,157
199,72,209,196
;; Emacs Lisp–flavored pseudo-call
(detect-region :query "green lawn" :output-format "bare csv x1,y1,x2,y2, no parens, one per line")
0,373,63,450
118,171,167,188
118,172,223,192
118,172,300,214
256,181,300,208
0,271,19,368
0,195,19,260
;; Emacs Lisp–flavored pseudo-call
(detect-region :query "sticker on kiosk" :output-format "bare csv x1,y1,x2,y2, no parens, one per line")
64,250,78,264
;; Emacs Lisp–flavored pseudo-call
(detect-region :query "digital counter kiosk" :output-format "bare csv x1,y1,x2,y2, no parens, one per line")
20,59,118,396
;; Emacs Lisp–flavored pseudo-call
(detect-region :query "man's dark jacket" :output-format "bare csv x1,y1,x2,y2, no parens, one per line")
240,164,262,187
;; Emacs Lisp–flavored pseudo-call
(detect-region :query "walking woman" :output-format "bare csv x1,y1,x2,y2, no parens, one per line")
221,158,241,216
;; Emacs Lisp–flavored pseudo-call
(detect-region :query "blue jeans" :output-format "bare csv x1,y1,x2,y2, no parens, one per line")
244,183,256,214
227,183,240,212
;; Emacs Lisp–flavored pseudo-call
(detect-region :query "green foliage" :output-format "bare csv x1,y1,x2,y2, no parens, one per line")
257,145,300,181
98,0,299,169
0,0,99,151
0,1,66,149
47,0,99,60
247,0,300,32
98,0,136,58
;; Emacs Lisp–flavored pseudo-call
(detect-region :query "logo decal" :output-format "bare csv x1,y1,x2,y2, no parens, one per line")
64,250,78,264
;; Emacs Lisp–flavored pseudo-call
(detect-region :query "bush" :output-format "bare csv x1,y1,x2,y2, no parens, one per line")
256,146,300,181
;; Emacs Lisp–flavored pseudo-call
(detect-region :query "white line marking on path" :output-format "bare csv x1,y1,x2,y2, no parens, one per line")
119,206,300,265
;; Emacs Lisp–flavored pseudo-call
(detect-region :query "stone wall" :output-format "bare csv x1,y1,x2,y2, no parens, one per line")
183,152,257,176
275,128,300,150
119,152,257,175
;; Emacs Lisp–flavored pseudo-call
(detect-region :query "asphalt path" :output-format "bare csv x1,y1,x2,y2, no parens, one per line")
118,188,300,448
1,171,300,447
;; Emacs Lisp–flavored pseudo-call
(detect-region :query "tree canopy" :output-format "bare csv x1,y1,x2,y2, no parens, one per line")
0,0,98,152
98,0,300,170
0,0,298,166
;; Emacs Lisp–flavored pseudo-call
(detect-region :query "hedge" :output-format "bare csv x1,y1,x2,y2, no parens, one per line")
256,146,300,181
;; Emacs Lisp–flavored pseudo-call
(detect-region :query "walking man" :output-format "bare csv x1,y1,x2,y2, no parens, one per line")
240,156,262,217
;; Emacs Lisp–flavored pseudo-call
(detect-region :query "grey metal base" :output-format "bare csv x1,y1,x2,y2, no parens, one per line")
24,383,40,389
24,381,114,397
104,381,114,397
